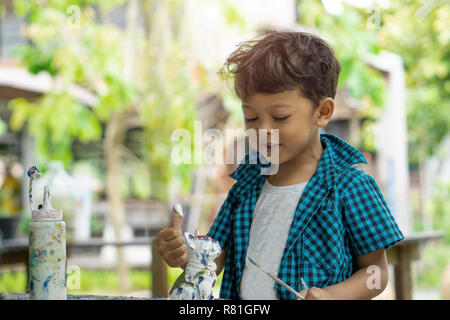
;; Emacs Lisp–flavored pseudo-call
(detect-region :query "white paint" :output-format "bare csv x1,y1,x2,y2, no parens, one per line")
174,204,184,217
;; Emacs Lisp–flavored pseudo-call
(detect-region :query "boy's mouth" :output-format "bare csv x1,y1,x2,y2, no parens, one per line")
264,143,281,152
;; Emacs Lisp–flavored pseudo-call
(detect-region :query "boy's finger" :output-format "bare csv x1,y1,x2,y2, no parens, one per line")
170,204,184,231
164,237,185,250
171,252,188,268
158,228,181,240
298,289,308,300
167,245,187,260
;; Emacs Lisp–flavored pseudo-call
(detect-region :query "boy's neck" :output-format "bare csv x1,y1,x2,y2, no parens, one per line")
267,133,323,187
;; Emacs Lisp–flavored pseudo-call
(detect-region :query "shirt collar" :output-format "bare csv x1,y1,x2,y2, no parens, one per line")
229,133,367,184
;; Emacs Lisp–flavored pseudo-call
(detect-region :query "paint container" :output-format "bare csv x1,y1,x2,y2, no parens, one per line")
28,167,67,300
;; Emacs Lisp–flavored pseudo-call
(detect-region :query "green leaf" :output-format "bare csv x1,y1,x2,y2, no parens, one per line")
0,118,7,136
8,98,31,131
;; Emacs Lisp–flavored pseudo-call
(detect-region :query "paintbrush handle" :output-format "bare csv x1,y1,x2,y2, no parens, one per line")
246,256,305,300
266,272,305,300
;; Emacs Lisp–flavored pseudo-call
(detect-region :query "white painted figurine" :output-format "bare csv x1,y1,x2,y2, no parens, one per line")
169,231,221,300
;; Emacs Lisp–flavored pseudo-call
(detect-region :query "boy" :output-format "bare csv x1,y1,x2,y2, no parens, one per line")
157,30,404,300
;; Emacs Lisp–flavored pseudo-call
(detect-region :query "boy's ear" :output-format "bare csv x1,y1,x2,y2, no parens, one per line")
315,97,335,127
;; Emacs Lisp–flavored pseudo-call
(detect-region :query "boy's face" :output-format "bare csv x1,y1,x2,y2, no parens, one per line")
242,89,333,165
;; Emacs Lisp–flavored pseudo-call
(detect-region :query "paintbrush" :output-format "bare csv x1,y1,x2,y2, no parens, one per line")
247,256,305,300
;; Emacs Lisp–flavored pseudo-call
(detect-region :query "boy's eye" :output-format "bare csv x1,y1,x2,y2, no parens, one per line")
273,116,290,121
245,117,258,122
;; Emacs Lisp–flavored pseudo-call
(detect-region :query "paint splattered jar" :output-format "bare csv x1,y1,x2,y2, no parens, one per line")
28,207,67,300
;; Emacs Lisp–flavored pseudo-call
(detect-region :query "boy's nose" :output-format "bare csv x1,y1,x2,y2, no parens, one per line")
257,128,278,141
257,120,272,132
257,128,269,144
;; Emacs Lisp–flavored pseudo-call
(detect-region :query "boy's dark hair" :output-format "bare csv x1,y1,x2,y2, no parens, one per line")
219,30,341,107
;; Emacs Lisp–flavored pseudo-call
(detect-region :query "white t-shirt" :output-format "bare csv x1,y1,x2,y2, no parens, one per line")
240,178,309,300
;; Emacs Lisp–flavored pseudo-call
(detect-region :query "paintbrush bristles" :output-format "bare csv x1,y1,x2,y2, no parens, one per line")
247,256,260,268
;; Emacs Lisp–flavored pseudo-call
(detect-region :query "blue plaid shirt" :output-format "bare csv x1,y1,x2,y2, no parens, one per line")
206,133,404,300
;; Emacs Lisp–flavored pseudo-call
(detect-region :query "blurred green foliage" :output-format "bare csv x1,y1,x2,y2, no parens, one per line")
70,269,151,295
421,180,450,288
297,0,386,152
7,0,203,201
428,181,450,244
90,213,104,237
379,0,449,165
0,118,7,137
0,266,224,297
0,270,26,293
416,242,450,289
297,0,449,164
0,2,5,18
9,95,102,165
0,268,150,295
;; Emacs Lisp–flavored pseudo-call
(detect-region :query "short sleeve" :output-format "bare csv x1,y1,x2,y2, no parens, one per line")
206,183,238,253
342,172,405,256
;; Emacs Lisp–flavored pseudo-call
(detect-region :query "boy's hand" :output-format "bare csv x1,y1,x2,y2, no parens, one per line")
297,287,336,300
156,205,188,269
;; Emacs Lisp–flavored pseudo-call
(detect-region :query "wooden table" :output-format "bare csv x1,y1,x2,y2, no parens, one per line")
1,292,157,300
386,231,444,300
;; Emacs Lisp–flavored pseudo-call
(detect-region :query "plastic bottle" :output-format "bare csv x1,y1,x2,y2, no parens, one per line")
28,167,67,300
32,161,78,242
